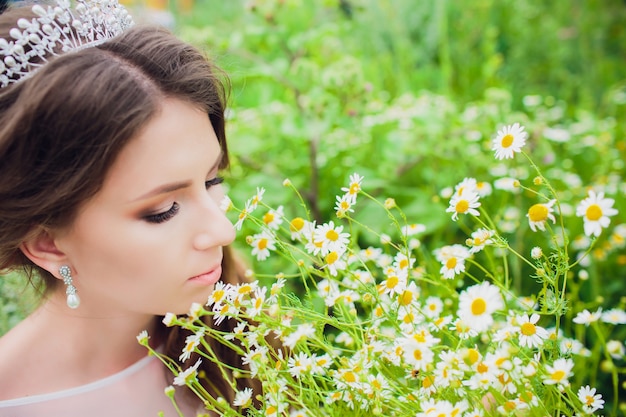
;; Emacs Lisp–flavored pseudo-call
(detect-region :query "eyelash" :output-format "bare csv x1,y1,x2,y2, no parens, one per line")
144,176,224,224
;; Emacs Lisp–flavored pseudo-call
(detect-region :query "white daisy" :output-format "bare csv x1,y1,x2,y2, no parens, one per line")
576,190,618,237
492,122,527,160
457,281,504,332
601,308,626,324
573,308,602,326
341,173,364,203
334,194,355,217
446,189,481,221
466,228,495,254
249,230,276,261
526,199,557,232
233,387,254,408
173,358,202,386
577,385,605,413
179,329,205,362
313,220,350,255
262,205,284,230
515,313,549,348
543,358,574,388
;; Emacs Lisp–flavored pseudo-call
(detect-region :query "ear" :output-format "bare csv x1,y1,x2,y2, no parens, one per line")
19,227,68,278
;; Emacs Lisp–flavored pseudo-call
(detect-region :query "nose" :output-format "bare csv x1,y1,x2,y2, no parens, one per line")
192,192,236,251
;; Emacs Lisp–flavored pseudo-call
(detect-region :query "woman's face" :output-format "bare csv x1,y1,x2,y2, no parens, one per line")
53,98,235,316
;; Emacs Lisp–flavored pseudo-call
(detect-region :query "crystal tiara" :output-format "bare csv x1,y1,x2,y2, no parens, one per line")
0,0,134,88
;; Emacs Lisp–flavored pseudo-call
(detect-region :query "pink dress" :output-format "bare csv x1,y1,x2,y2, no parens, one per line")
0,354,200,417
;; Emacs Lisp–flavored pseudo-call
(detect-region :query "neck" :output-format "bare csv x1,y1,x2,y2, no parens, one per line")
28,289,160,377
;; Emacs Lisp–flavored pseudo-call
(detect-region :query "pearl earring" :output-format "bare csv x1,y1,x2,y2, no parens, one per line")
59,265,80,309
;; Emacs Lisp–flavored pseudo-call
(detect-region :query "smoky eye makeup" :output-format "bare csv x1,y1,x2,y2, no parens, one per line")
205,176,224,189
143,202,180,224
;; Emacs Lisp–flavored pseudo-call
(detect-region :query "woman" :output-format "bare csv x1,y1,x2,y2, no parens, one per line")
0,1,258,415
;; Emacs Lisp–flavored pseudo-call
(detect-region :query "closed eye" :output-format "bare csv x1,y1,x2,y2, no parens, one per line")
144,202,180,224
205,176,224,189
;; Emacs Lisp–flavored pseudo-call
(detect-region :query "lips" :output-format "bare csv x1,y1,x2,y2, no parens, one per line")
188,265,222,285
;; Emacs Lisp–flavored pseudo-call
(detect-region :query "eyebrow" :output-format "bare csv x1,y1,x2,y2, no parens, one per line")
132,150,223,202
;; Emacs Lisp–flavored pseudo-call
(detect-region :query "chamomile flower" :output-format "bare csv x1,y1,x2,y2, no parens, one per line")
475,181,493,197
515,313,549,348
249,187,265,210
314,221,350,255
601,308,626,324
454,177,478,196
577,385,605,413
530,247,543,259
283,323,316,349
606,340,625,360
457,282,504,332
290,217,314,241
492,123,527,160
324,249,348,277
341,173,364,203
234,201,252,230
179,328,205,362
401,223,427,237
573,308,602,326
262,205,284,230
543,358,574,388
466,228,495,254
136,330,149,346
434,244,471,279
249,230,276,261
219,195,233,212
526,199,557,232
173,358,202,386
576,190,618,237
334,194,355,217
446,189,481,221
233,387,254,408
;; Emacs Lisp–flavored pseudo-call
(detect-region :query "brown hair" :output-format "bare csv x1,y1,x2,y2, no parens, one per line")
0,7,259,406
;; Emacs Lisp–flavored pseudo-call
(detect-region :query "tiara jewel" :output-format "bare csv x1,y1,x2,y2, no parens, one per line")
0,0,134,88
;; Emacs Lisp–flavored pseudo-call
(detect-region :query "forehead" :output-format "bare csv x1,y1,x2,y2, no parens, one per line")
96,98,221,202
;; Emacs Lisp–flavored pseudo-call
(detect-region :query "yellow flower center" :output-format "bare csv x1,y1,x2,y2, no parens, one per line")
466,348,480,365
551,370,565,381
257,238,268,250
263,212,275,225
471,298,487,315
445,257,457,269
520,322,537,336
238,284,252,294
385,275,399,289
343,371,356,383
585,395,595,406
413,349,423,361
501,133,514,148
477,362,489,373
326,229,339,241
212,289,225,302
403,313,414,324
413,332,427,344
326,251,339,264
455,199,469,213
398,290,413,306
586,204,603,221
528,204,549,222
289,217,305,232
422,375,435,388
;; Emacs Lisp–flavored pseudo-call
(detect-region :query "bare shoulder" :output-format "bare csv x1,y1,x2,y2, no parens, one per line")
0,317,57,400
